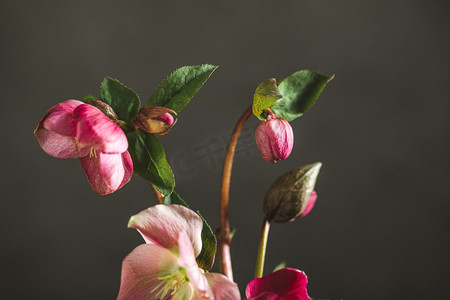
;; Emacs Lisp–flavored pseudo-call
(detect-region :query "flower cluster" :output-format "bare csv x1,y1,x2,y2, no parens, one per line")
34,67,332,300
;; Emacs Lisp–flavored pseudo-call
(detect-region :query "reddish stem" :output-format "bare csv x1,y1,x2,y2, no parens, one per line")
150,183,165,204
218,105,253,281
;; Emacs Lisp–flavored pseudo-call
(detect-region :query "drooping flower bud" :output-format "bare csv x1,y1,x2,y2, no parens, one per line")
133,106,177,135
264,162,321,223
34,100,133,195
255,111,293,164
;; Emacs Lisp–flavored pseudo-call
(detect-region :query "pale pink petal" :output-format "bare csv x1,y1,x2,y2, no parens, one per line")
34,126,80,159
128,205,203,257
79,152,125,195
205,273,241,300
117,151,133,190
177,232,213,300
298,191,317,218
117,244,179,300
245,268,309,300
73,104,128,154
177,231,198,269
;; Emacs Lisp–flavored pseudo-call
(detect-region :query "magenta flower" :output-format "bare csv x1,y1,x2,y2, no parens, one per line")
118,204,240,300
246,268,310,300
255,112,294,164
34,100,133,195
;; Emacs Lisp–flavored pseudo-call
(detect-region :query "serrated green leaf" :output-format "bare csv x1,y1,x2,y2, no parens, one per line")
126,130,174,196
271,70,333,122
100,77,141,123
146,64,218,113
164,191,217,271
252,78,283,119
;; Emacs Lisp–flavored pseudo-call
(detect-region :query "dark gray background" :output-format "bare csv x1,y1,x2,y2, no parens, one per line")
2,1,449,299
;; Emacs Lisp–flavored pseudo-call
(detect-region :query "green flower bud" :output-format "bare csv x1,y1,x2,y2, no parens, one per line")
264,162,322,223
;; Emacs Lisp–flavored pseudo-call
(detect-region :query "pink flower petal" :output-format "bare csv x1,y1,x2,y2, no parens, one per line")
205,273,241,300
47,99,84,113
117,244,179,300
246,268,310,300
79,152,125,195
117,151,133,190
34,100,85,158
42,100,83,137
255,121,276,163
73,104,128,154
281,294,310,300
247,291,280,300
268,119,293,161
177,232,213,299
128,205,203,258
34,126,80,159
42,110,78,137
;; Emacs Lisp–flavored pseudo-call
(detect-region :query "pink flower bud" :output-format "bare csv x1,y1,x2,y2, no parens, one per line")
34,100,133,195
298,190,317,218
255,112,294,164
133,106,177,135
264,163,321,223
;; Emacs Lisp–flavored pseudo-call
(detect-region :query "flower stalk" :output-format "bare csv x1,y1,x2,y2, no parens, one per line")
254,218,270,278
218,105,252,281
150,183,165,204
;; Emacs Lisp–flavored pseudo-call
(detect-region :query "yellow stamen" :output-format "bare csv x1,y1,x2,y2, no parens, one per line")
150,267,189,299
89,147,97,158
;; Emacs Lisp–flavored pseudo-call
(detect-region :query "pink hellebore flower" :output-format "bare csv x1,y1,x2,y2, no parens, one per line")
246,268,310,300
118,204,240,300
34,100,133,195
255,112,294,164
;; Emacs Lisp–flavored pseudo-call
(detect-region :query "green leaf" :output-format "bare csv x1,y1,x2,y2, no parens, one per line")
271,70,334,122
252,78,283,119
273,261,286,272
146,64,218,113
126,130,174,195
164,191,217,271
100,77,141,123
